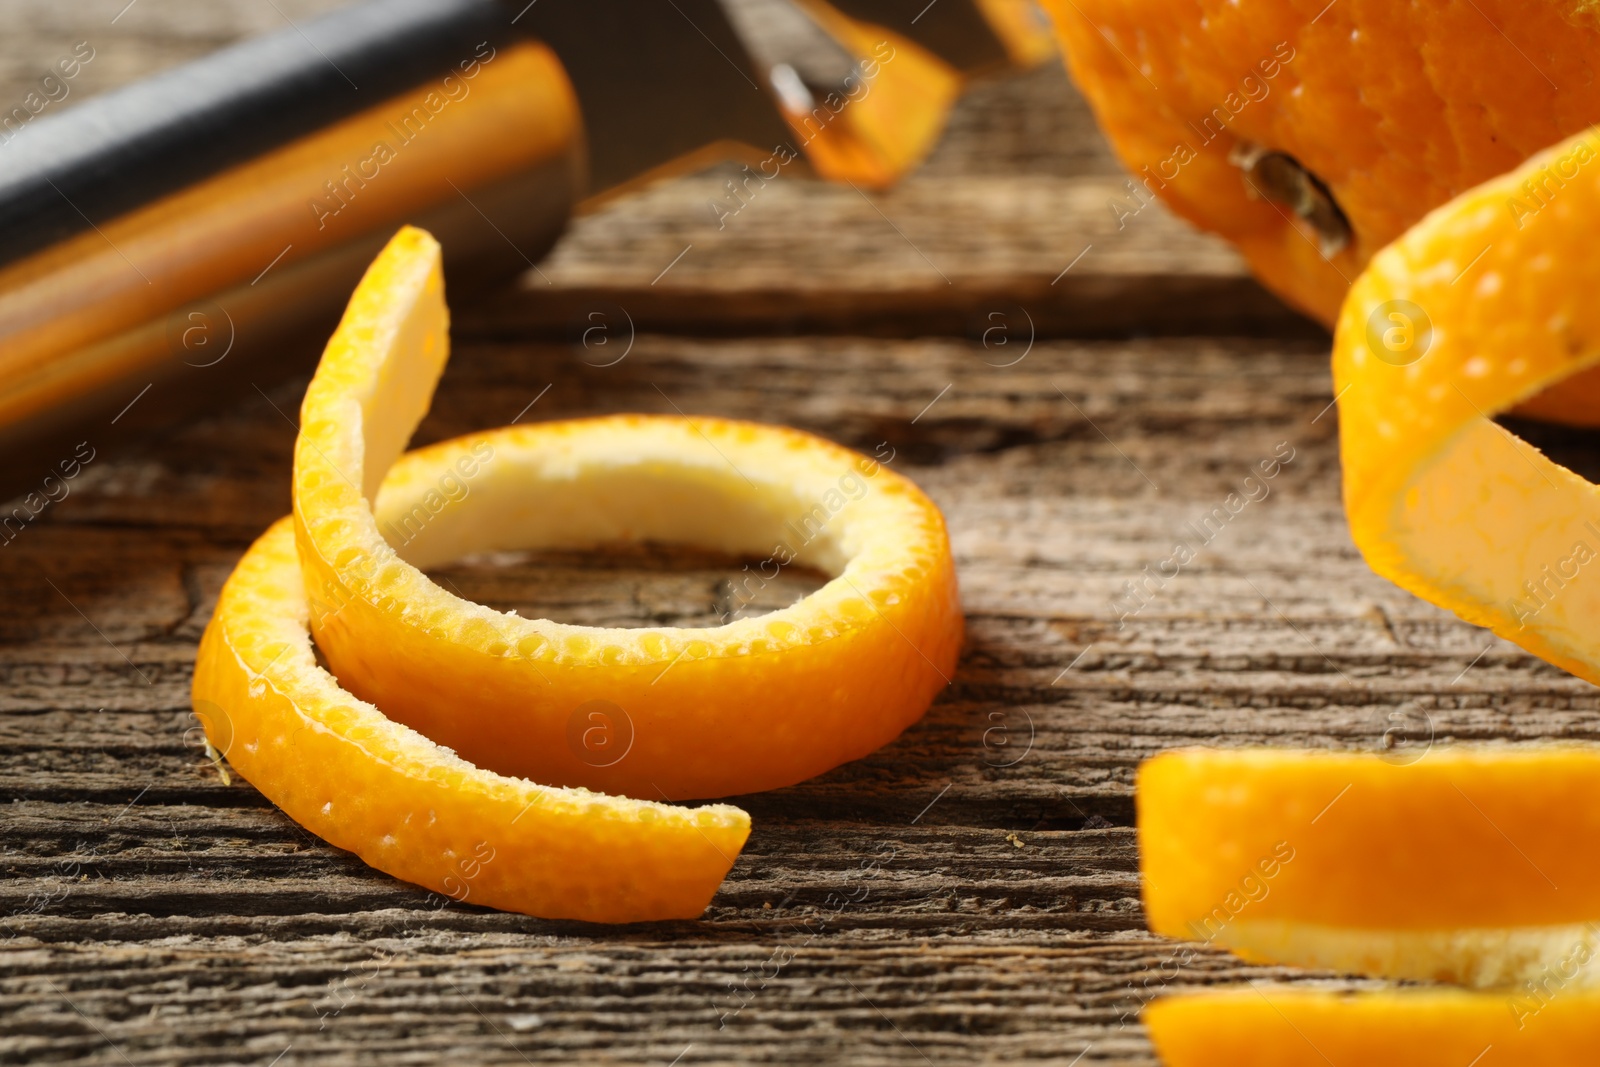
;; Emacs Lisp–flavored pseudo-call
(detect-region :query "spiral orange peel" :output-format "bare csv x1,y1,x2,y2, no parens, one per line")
1334,126,1600,686
193,226,961,921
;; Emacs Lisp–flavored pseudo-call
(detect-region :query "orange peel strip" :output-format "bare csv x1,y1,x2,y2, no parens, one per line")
1334,126,1600,684
294,227,961,802
1139,747,1600,987
195,517,749,922
780,7,962,189
1146,986,1600,1067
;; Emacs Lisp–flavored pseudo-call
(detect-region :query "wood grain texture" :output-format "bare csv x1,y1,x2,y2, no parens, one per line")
484,61,1311,339
1,3,1574,1066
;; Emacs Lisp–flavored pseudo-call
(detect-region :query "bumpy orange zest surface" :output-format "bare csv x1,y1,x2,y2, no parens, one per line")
196,227,963,919
293,229,961,801
192,229,765,921
1335,128,1600,684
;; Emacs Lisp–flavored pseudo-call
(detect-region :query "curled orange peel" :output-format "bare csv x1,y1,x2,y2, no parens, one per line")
1334,127,1600,683
193,226,961,921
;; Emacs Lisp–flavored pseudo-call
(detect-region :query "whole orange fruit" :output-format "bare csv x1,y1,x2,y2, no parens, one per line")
1040,0,1600,326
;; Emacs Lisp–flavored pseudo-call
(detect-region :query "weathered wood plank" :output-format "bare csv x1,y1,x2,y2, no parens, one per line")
479,171,1313,337
0,3,1559,1066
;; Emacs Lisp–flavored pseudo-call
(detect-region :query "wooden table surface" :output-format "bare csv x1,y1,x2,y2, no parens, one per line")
6,3,1587,1065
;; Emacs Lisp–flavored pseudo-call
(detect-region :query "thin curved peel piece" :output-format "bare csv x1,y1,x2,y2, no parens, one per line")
1140,747,1600,987
194,518,749,922
1147,987,1600,1067
294,228,962,801
780,8,962,189
194,226,961,920
1334,127,1600,680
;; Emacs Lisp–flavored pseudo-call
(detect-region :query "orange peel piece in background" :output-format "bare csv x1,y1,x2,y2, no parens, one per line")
1334,127,1600,685
777,7,961,189
194,518,749,923
1146,986,1600,1067
293,227,961,802
1139,747,1600,987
